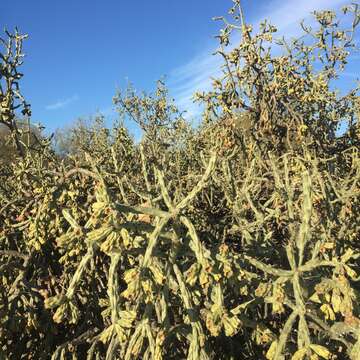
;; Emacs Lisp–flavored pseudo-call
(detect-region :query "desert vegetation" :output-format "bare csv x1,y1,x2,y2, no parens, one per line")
0,1,359,359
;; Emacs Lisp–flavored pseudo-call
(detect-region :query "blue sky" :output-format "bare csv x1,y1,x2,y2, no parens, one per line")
1,0,358,138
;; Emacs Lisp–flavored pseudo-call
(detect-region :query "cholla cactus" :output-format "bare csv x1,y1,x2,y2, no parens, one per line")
0,28,31,157
0,2,359,359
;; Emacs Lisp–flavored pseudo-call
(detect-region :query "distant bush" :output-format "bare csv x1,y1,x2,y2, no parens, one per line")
0,120,45,164
0,2,359,359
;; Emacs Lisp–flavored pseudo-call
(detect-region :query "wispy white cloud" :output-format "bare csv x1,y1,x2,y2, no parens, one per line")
45,94,79,110
169,0,349,119
342,71,360,78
